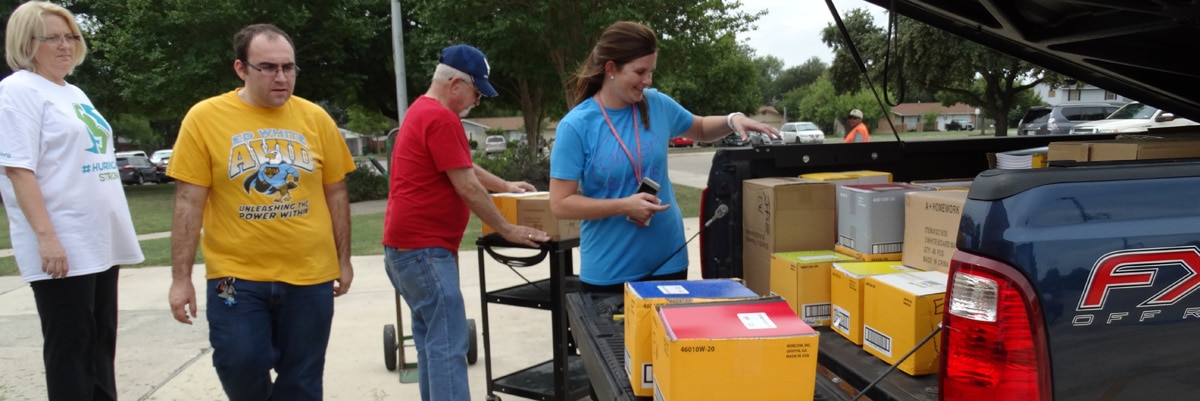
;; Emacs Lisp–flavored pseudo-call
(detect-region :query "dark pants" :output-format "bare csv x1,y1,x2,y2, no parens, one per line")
30,266,120,401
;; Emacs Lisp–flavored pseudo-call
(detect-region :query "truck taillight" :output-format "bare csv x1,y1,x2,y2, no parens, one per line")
940,251,1051,401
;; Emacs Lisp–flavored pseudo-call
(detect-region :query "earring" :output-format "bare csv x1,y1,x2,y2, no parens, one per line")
609,76,614,80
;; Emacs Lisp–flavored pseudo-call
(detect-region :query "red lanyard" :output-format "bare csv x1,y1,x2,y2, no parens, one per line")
595,95,642,183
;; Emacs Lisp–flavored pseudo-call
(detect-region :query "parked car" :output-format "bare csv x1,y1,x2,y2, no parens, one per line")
668,136,694,147
748,131,783,146
945,119,975,131
779,122,825,144
483,135,507,154
1016,102,1122,135
116,155,159,185
1069,101,1198,134
116,150,147,158
150,149,173,165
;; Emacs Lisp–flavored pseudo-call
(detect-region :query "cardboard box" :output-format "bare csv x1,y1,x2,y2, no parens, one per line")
770,250,858,326
652,298,818,401
834,244,902,262
901,191,968,273
742,178,837,295
837,183,928,255
798,172,858,187
480,192,581,241
862,271,948,376
829,261,916,345
908,178,973,191
1088,139,1200,161
623,279,758,397
1047,141,1092,162
841,170,893,184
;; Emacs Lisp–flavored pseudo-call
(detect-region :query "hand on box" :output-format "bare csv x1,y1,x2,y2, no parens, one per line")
501,225,549,247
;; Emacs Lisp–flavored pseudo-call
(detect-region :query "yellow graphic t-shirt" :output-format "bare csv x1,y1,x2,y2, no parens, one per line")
169,90,355,285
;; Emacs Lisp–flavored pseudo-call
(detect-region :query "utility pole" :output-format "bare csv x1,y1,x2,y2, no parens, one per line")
391,0,408,123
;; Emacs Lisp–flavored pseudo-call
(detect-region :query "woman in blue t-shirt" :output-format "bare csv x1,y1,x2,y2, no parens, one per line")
549,21,779,293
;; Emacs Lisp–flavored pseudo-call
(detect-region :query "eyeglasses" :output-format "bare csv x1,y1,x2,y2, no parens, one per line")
33,34,82,45
454,77,482,101
243,61,300,77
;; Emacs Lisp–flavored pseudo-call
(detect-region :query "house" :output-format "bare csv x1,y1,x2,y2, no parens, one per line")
750,106,785,127
339,128,365,157
462,116,557,146
875,102,978,133
1032,83,1130,105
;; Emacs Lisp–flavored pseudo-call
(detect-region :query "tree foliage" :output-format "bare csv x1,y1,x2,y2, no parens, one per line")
821,7,1072,135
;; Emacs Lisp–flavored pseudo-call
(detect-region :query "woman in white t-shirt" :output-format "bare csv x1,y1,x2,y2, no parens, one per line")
0,3,144,400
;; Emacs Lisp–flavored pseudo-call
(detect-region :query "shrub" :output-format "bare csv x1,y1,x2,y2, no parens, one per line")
345,166,388,202
474,144,550,191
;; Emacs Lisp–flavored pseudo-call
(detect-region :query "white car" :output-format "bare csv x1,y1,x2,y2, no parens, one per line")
483,135,507,154
1068,102,1197,134
150,149,173,165
779,122,826,144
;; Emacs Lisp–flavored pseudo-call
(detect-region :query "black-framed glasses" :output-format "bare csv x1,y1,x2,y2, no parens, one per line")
243,61,300,77
33,34,81,45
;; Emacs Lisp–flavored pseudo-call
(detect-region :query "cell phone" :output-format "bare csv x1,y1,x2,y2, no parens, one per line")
628,177,661,226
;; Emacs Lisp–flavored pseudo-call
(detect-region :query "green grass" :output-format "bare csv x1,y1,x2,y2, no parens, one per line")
0,183,704,276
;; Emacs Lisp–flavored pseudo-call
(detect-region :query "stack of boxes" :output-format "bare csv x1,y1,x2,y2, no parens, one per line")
623,279,758,397
730,170,956,380
652,298,818,401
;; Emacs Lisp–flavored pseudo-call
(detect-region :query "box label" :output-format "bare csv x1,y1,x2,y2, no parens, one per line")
833,305,851,335
657,285,690,295
864,325,893,357
801,302,831,325
738,312,778,329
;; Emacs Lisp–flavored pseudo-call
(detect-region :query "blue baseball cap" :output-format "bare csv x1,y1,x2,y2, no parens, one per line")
440,44,498,97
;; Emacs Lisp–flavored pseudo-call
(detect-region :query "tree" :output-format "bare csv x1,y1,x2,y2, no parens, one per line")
921,107,942,131
402,0,765,157
821,8,1072,136
753,55,785,105
783,74,879,136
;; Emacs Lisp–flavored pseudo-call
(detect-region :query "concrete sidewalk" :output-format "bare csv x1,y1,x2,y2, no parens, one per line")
0,217,705,401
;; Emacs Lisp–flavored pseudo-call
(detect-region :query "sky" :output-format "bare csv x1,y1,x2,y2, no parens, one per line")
736,0,889,68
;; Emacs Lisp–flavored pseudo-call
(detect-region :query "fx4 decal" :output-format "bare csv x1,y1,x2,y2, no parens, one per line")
1078,246,1200,310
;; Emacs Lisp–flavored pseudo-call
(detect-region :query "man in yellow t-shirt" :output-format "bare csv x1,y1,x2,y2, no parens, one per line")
165,24,355,401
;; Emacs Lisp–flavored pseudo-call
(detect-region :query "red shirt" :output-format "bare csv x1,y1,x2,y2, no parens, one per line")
383,96,474,251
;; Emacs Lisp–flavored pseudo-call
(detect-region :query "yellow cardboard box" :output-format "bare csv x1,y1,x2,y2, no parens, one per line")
742,178,836,295
480,192,546,235
829,261,916,345
652,298,818,401
623,279,758,397
480,192,581,241
841,170,893,184
770,250,858,326
834,244,902,262
862,271,948,376
901,190,968,273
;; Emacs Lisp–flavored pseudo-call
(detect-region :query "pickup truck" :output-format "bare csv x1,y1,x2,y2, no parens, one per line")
697,1,1200,401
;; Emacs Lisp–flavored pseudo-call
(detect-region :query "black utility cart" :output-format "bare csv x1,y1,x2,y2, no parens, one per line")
476,234,591,401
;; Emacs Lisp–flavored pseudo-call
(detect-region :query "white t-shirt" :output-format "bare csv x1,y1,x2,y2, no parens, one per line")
0,70,144,282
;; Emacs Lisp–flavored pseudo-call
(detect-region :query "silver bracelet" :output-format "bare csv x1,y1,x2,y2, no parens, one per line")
726,112,744,131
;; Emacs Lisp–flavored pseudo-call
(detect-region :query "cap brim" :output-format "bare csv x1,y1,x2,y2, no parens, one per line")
476,79,498,97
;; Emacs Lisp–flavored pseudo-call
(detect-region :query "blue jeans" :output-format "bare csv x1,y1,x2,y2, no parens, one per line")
206,278,334,401
384,246,469,401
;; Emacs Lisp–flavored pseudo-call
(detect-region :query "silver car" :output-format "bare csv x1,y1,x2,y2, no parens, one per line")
779,122,826,144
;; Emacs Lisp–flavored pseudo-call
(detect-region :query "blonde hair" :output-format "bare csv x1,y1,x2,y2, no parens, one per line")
5,1,88,73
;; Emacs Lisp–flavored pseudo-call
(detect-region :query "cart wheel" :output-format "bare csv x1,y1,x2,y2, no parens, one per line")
467,318,478,365
383,324,398,371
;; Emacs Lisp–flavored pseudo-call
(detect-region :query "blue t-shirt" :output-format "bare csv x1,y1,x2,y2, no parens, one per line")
550,89,694,285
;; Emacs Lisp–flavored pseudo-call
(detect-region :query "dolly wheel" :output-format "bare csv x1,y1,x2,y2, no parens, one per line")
467,319,478,365
383,324,398,371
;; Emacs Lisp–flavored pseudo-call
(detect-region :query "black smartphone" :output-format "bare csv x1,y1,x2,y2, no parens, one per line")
628,177,661,226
